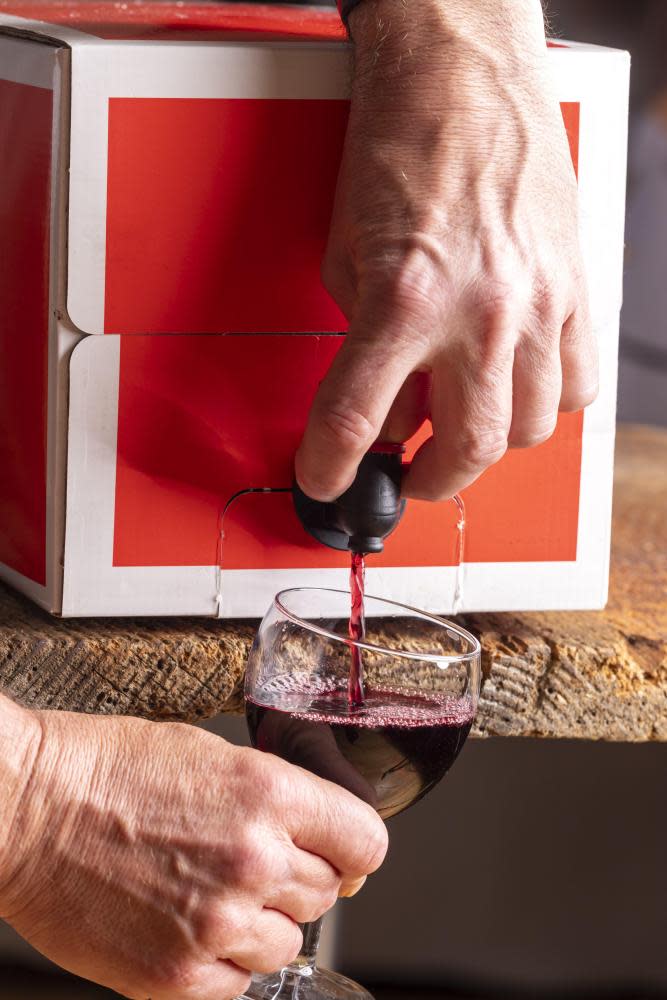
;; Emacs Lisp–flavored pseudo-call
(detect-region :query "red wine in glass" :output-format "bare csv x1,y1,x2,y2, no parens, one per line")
246,688,473,820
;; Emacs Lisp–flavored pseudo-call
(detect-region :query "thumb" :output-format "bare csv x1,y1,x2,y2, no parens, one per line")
295,319,423,503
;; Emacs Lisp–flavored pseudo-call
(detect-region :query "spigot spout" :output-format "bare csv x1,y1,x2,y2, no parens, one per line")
292,446,406,554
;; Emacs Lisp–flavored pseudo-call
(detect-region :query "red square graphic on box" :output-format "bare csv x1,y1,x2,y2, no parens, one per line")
113,335,583,568
105,98,350,334
111,101,582,570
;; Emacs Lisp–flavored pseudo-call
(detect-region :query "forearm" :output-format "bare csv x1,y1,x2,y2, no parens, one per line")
348,0,549,93
0,694,42,903
348,0,546,45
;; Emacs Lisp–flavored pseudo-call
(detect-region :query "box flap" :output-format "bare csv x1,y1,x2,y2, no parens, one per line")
0,1,346,43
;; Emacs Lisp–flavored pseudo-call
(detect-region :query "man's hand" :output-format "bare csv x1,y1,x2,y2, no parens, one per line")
296,0,597,502
0,697,387,1000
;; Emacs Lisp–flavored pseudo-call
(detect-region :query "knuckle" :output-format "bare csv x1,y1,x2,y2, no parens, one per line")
474,325,514,369
246,747,281,788
229,835,274,890
209,901,247,946
359,252,439,350
356,819,389,874
509,422,557,449
318,401,375,452
476,279,516,316
195,904,222,948
379,260,436,317
261,757,297,810
239,749,292,805
532,277,563,324
149,956,201,994
301,884,340,923
473,275,526,328
453,427,508,473
467,284,524,362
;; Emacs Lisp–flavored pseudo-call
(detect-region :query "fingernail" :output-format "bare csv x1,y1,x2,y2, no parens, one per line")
339,876,367,898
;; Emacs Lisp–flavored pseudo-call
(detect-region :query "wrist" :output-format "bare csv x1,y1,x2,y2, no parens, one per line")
349,0,547,68
0,696,43,906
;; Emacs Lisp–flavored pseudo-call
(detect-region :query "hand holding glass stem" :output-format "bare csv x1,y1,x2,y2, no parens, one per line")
240,588,481,1000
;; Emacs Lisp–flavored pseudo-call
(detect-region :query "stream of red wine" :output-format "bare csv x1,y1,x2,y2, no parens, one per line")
348,551,366,709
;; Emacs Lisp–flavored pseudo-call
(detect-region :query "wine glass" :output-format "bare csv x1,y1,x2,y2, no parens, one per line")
239,587,481,1000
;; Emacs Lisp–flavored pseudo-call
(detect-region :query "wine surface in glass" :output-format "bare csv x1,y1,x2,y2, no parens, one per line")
246,688,473,819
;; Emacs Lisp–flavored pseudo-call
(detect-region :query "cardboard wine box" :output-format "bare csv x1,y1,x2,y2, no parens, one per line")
0,2,630,616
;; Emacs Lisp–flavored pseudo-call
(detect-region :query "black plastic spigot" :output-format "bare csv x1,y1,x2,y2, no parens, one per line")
292,447,406,554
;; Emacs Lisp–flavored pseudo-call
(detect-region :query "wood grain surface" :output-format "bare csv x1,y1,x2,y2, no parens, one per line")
1,425,665,740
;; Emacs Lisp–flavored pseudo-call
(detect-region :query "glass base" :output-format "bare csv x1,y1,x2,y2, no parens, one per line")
237,966,375,1000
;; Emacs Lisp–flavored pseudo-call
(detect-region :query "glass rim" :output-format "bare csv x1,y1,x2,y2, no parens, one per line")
273,587,481,665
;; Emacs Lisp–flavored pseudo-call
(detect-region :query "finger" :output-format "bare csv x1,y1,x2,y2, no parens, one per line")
295,290,430,502
150,958,251,1000
507,337,562,448
559,301,598,412
288,772,388,880
403,339,513,501
254,713,377,808
295,333,419,501
219,908,303,976
266,847,341,924
380,369,432,443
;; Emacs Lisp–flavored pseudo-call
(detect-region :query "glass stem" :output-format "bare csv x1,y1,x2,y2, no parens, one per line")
294,918,322,971
262,919,323,1000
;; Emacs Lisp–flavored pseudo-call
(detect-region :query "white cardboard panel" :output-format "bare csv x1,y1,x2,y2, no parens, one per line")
64,40,630,337
62,335,220,616
67,40,352,335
